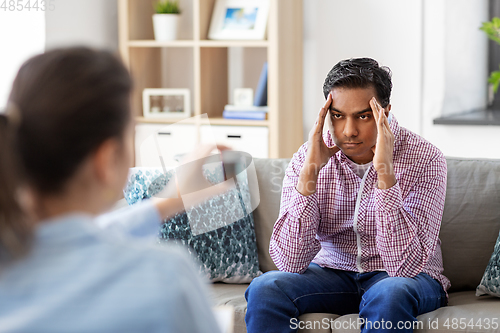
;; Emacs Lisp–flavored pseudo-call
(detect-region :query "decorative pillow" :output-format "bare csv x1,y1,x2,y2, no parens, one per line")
123,166,262,283
476,229,500,297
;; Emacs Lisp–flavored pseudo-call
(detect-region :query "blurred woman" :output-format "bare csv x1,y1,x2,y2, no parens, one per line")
0,47,221,332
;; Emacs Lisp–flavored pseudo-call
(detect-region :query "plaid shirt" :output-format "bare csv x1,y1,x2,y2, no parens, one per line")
270,115,451,292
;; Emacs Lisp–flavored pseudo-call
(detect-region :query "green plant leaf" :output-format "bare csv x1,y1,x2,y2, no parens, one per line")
154,0,181,14
480,17,500,44
488,69,500,93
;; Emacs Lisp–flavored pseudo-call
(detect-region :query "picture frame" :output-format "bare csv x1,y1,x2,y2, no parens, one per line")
142,88,191,119
208,0,270,40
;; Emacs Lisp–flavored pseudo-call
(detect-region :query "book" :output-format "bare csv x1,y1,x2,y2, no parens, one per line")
224,105,268,112
254,62,268,106
222,110,267,120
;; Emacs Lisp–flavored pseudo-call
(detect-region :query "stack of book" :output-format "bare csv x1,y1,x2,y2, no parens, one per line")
222,62,268,120
222,105,268,120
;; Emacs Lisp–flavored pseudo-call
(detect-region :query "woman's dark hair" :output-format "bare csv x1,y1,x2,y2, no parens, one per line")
0,47,132,260
8,47,132,194
323,58,392,108
0,114,31,262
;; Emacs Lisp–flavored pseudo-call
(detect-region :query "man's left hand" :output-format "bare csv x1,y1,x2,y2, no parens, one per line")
369,97,396,190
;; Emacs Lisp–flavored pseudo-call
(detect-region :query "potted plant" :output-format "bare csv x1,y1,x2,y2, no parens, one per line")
153,0,181,41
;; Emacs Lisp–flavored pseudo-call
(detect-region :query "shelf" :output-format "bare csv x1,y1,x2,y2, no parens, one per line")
135,116,269,127
202,118,269,126
128,40,196,48
120,0,304,159
198,40,269,48
127,40,269,48
135,116,197,124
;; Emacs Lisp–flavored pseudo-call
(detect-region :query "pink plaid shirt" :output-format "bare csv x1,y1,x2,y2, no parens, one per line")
270,115,451,292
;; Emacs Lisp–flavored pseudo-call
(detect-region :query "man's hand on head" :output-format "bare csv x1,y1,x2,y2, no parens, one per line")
297,93,340,196
369,97,396,190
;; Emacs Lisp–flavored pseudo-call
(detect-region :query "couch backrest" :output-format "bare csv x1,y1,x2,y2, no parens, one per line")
440,158,500,292
252,157,500,292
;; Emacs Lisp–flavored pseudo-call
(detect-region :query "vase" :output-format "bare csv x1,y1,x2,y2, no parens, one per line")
153,14,179,41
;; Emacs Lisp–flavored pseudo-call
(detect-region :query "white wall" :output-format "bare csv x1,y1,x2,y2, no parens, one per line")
45,0,118,51
0,11,45,109
303,0,424,137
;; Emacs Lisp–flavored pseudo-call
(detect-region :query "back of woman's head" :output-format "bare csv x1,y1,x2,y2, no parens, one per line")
8,47,132,194
0,47,132,261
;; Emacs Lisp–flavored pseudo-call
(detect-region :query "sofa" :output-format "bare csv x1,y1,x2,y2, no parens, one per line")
209,157,500,333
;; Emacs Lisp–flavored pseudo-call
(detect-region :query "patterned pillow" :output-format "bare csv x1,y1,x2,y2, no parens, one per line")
123,166,262,283
476,229,500,297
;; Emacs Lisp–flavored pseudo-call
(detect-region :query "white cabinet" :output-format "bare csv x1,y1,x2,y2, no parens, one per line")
200,125,269,158
135,124,197,168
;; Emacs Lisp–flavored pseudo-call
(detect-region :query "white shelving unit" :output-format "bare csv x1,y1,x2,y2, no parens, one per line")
118,0,303,162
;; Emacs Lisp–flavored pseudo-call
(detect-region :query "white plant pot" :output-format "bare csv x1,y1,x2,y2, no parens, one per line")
153,14,179,41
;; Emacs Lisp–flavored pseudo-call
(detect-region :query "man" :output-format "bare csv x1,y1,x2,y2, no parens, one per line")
245,58,449,333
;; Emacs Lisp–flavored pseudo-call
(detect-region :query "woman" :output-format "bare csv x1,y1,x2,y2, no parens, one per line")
0,47,222,332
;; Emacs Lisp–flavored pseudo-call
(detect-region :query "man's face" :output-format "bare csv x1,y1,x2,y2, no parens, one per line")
328,86,390,164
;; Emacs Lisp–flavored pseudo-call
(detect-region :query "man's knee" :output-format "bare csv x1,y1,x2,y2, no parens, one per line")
245,270,293,302
362,276,419,310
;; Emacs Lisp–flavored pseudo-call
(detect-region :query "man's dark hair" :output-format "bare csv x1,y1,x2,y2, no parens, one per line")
323,58,392,108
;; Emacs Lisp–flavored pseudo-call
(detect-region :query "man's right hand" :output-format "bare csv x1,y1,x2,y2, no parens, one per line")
296,93,340,196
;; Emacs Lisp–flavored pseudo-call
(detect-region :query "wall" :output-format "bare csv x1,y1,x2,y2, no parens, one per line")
0,11,45,109
45,0,118,51
303,0,424,137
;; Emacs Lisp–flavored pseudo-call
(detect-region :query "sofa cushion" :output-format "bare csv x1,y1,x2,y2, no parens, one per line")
416,291,500,333
252,158,291,272
209,283,341,333
439,158,500,292
476,229,500,297
286,292,500,333
123,167,261,283
210,283,248,333
210,287,500,333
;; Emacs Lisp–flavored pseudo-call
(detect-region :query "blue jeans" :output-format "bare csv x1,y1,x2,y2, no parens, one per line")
245,263,447,333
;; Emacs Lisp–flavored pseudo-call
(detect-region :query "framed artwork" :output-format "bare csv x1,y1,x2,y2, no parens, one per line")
142,88,191,119
208,0,270,40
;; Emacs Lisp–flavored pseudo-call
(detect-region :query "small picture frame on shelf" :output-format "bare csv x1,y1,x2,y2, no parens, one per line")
208,0,270,40
234,88,254,106
142,88,191,119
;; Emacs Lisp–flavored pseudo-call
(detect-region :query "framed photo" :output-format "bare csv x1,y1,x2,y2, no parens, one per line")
208,0,270,40
142,88,191,119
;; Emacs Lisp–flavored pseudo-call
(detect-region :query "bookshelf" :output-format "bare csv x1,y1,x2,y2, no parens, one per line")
118,0,303,159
